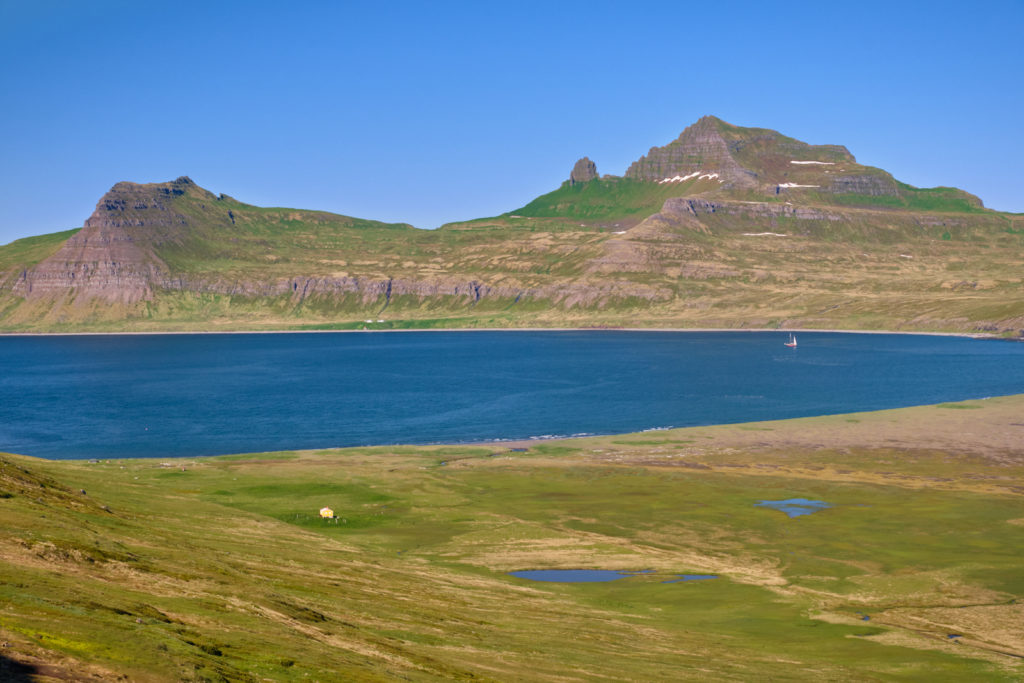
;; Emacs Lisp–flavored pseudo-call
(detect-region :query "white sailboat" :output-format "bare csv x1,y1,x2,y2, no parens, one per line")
784,333,797,348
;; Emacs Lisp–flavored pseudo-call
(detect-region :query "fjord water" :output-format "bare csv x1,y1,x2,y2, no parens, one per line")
2,331,1023,460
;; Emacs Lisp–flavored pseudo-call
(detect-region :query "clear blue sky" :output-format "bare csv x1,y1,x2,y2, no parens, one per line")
1,0,1021,243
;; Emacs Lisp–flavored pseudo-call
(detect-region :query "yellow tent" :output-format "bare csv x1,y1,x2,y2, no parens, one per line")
319,507,334,519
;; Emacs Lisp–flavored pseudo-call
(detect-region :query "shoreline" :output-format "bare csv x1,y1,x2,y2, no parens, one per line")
0,326,1005,340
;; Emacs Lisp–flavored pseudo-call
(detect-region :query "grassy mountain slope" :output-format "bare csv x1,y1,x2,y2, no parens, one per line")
510,176,716,225
2,396,1023,680
0,119,1021,334
0,228,81,272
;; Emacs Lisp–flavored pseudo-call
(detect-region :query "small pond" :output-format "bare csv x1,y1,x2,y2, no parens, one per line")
508,569,718,584
508,570,643,582
662,574,719,583
755,498,831,518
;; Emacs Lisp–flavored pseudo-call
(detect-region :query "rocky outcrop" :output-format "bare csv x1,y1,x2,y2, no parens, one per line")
569,157,598,185
661,197,845,222
152,273,670,309
83,176,217,238
829,174,899,197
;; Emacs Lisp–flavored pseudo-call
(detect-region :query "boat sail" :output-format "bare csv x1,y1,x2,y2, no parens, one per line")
784,333,797,348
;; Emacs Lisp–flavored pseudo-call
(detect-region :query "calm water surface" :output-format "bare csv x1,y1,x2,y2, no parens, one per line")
2,331,1023,459
509,570,639,583
755,498,832,518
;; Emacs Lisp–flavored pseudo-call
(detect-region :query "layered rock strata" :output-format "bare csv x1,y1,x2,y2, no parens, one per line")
12,224,166,304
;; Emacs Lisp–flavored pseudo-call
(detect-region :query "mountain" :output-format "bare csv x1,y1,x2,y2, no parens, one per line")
515,115,985,222
1,117,1021,334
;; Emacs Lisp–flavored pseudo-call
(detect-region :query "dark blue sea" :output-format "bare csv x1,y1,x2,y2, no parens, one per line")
2,331,1022,460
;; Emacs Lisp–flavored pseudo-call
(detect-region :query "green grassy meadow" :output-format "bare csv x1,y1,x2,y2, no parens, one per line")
2,397,1023,680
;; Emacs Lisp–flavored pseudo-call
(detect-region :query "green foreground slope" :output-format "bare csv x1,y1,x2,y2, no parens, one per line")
2,396,1023,680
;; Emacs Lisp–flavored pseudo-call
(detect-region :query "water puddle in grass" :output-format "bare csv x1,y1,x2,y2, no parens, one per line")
509,569,715,584
755,498,831,518
508,569,636,582
662,574,719,583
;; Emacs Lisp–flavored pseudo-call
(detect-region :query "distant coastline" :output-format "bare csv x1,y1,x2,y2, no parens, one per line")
0,326,1005,339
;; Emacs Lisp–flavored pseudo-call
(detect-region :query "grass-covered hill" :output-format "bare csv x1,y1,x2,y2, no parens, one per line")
2,396,1023,680
1,117,1022,334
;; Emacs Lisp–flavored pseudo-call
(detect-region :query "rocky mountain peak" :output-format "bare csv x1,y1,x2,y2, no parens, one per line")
84,177,214,231
569,157,598,185
624,116,903,198
624,116,756,188
14,177,223,305
691,114,726,129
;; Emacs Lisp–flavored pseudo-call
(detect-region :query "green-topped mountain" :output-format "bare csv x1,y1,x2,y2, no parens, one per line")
1,116,1021,333
515,115,986,221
